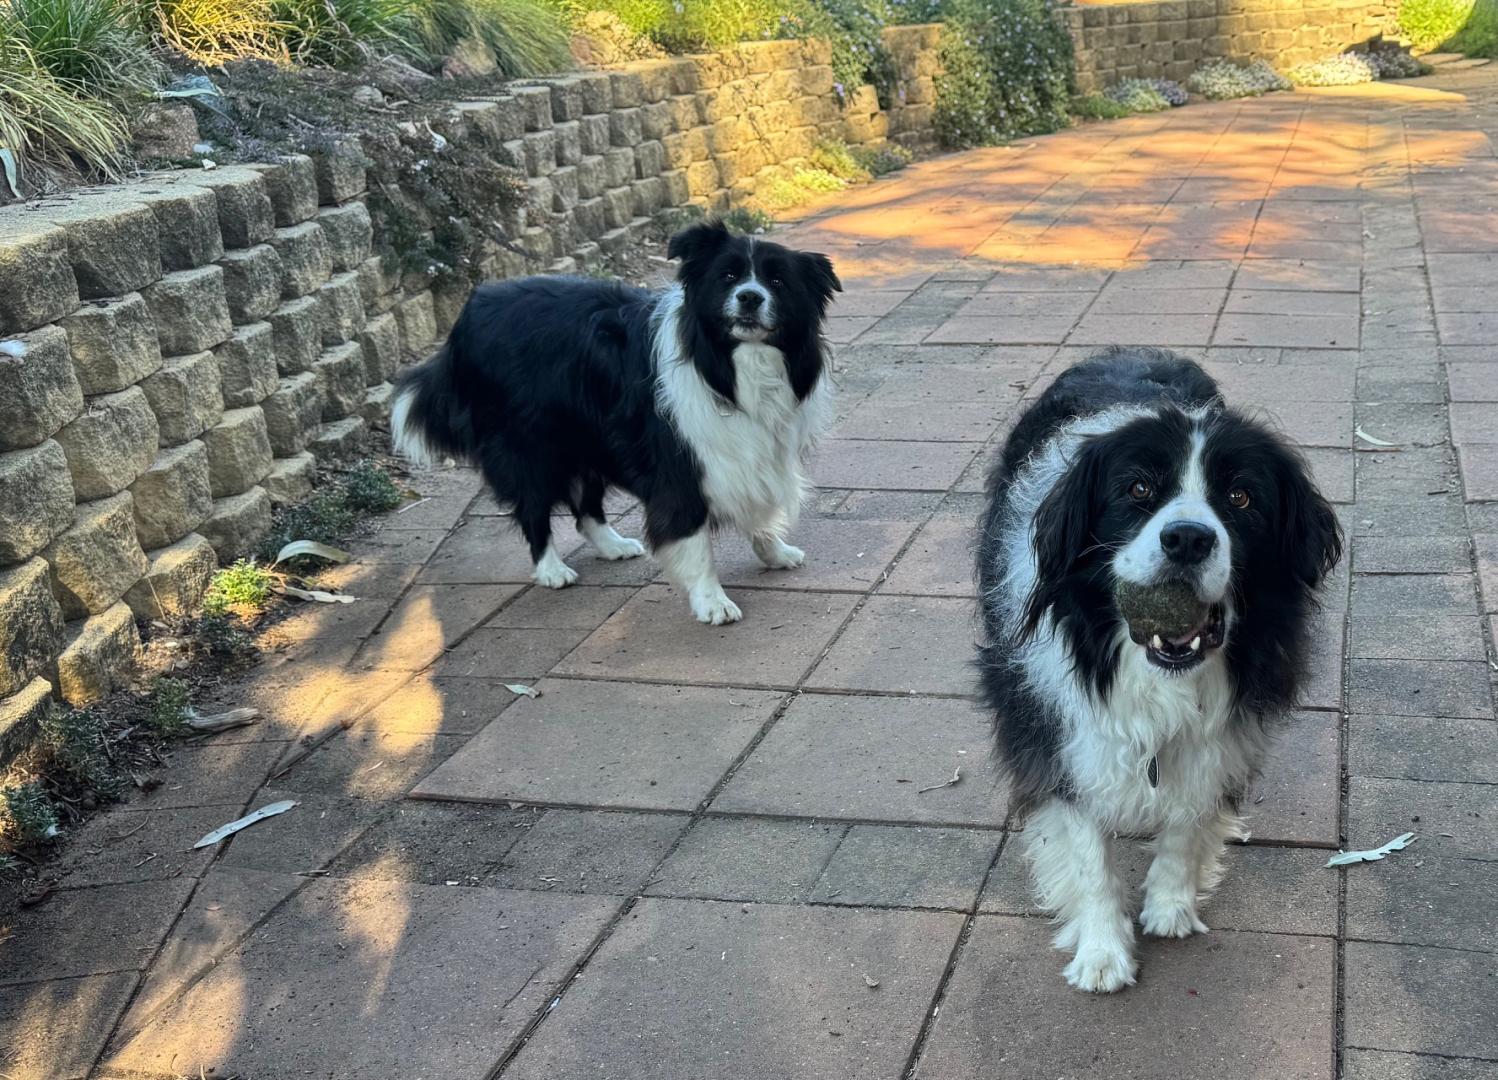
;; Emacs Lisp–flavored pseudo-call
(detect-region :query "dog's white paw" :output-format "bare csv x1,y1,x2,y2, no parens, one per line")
1140,896,1209,938
532,560,579,589
752,536,806,570
584,522,647,561
690,588,742,625
597,535,646,560
1063,939,1138,994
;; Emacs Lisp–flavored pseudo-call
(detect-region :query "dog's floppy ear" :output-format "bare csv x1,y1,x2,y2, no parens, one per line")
1022,436,1107,639
798,251,842,303
1277,451,1342,589
668,220,732,271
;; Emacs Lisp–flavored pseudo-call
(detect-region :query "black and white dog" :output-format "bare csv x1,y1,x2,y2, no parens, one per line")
977,348,1341,992
390,221,840,624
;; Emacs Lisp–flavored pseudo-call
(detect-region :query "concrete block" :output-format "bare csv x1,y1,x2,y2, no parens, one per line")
262,452,316,506
549,78,586,122
59,294,162,395
0,558,65,697
523,130,557,177
394,292,437,354
610,71,645,109
136,184,224,271
611,108,644,148
0,323,84,450
54,385,158,500
268,222,333,299
267,296,324,375
0,440,75,565
360,381,395,426
198,486,272,560
42,491,150,619
318,272,365,346
123,532,218,620
55,600,141,706
0,677,53,766
214,322,278,408
128,440,212,551
314,342,367,421
579,114,612,156
262,371,325,457
312,142,367,205
357,311,401,385
577,155,608,199
143,266,234,355
202,407,274,499
514,86,555,131
356,255,401,315
0,217,79,334
218,244,285,324
307,416,366,464
316,203,373,272
42,200,161,299
139,350,224,448
578,72,613,113
635,140,666,178
604,147,636,188
247,155,320,227
196,167,276,249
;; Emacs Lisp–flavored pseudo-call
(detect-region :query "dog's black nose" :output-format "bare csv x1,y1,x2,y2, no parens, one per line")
1160,521,1216,565
736,289,763,311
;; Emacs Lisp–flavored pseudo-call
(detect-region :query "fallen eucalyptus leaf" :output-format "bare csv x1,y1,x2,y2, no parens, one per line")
505,683,541,699
1355,426,1398,448
278,585,356,604
194,800,297,848
0,148,18,196
274,540,352,565
1326,831,1417,867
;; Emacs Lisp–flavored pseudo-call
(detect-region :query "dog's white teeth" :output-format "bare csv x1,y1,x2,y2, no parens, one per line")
1151,634,1163,649
1190,636,1201,652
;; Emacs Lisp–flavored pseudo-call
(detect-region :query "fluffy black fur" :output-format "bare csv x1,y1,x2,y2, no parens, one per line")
977,347,1343,810
392,221,839,562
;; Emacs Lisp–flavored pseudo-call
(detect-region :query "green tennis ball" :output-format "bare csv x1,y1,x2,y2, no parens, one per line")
1115,580,1207,640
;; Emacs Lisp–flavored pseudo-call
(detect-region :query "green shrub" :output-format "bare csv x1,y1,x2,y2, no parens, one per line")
195,612,257,655
1285,52,1374,86
38,703,123,801
0,782,59,845
343,459,403,513
1186,58,1290,100
1102,78,1171,112
932,0,1074,148
1396,0,1476,49
270,0,420,66
147,676,192,736
0,38,130,185
810,137,910,180
1070,91,1131,119
410,0,572,77
146,0,289,66
1445,0,1498,56
2,0,161,102
203,559,274,615
719,206,774,234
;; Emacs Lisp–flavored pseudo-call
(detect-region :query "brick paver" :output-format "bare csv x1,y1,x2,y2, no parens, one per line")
7,70,1498,1080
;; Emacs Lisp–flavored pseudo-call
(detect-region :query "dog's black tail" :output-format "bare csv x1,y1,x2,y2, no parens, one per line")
390,343,475,468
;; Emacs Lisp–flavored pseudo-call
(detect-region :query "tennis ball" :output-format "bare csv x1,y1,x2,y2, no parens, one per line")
1115,580,1206,640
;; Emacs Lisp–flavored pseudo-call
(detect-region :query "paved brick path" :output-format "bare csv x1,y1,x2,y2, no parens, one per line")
7,70,1498,1080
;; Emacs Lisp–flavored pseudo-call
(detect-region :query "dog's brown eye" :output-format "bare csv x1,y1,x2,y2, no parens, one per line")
1128,481,1153,500
1228,488,1250,509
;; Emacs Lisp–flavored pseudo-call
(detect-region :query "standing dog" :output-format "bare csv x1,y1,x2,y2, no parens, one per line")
391,221,840,624
976,348,1341,992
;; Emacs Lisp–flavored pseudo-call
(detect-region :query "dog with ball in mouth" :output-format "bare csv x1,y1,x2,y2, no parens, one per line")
976,347,1341,993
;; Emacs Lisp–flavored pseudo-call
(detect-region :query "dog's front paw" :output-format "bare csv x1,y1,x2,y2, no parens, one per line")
1140,896,1209,938
752,536,806,570
532,561,580,589
598,535,647,560
1063,940,1138,994
690,588,742,625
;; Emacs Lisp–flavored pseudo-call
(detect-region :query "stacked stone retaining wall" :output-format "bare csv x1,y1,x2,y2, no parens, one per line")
0,29,944,755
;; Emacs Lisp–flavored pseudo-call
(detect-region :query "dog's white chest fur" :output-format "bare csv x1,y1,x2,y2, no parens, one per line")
657,335,830,536
1058,643,1251,833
